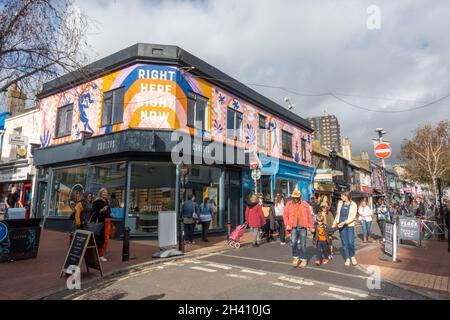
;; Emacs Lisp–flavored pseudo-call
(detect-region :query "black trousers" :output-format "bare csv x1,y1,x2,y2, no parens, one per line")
183,223,195,243
201,221,211,241
276,217,285,243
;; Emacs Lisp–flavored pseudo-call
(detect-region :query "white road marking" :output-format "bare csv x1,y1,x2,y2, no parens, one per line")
219,254,369,280
278,276,314,286
205,263,233,270
322,292,355,300
226,273,252,280
190,266,218,273
241,269,267,276
328,286,369,298
163,262,181,266
271,282,302,290
184,259,202,264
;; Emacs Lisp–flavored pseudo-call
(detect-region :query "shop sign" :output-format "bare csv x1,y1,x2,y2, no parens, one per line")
361,186,373,194
9,134,28,145
0,166,30,182
315,168,332,183
0,222,7,242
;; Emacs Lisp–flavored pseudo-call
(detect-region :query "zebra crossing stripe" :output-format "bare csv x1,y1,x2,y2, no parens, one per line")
226,274,252,280
205,263,233,270
241,269,267,276
328,286,369,298
271,282,302,290
190,266,217,273
322,292,355,300
278,276,314,286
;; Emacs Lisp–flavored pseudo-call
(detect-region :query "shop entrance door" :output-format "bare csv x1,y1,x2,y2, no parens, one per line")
230,186,241,228
35,182,47,218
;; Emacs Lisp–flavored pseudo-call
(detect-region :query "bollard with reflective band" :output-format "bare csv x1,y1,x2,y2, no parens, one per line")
122,227,130,262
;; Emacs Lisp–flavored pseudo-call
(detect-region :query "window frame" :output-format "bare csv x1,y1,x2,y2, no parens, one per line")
186,91,209,131
301,138,307,162
101,86,125,128
258,114,267,149
281,130,293,157
54,103,74,138
227,107,243,141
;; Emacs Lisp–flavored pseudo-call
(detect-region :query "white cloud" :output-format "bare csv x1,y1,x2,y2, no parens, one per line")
76,0,450,164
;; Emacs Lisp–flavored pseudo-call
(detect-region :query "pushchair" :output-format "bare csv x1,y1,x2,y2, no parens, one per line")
327,226,339,260
228,223,247,248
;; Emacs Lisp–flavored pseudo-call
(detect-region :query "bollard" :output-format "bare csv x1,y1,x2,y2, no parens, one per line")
122,227,130,262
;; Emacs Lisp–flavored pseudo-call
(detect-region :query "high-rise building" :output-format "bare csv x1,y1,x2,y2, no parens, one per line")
307,115,342,152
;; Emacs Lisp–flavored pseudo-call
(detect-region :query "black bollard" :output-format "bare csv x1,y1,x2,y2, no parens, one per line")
122,227,130,262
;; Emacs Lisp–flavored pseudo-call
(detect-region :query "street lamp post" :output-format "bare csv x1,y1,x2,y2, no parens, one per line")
437,177,445,241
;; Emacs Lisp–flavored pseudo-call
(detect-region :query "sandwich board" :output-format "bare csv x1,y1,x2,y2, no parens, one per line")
60,230,103,277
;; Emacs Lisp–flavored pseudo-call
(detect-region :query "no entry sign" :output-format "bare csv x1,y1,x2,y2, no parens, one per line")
374,143,392,159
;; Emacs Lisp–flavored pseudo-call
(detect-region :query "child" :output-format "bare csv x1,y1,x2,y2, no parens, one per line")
313,214,331,266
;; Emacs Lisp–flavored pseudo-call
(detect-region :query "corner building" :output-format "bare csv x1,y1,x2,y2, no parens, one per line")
33,43,313,238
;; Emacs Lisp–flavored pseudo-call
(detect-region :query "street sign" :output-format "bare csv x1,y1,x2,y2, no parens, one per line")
0,222,8,242
249,151,261,169
398,217,421,246
374,143,392,159
9,134,28,145
251,169,261,180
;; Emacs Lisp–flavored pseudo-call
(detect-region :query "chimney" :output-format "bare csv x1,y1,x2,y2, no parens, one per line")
342,136,352,161
7,84,27,116
361,151,369,160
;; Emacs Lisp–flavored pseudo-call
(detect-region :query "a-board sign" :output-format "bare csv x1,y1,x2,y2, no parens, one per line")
384,222,397,261
398,217,421,246
61,230,103,277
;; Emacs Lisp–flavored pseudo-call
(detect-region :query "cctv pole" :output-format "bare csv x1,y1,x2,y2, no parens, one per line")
375,129,388,200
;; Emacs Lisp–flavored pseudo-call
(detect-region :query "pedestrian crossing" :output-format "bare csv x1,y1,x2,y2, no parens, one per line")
178,258,379,300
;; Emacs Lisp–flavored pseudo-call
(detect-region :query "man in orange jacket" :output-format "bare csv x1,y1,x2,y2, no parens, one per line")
284,189,315,268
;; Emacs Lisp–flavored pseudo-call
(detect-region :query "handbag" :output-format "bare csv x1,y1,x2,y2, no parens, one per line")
183,217,195,224
84,214,104,236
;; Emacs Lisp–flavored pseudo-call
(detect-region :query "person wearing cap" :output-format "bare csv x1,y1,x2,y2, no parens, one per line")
245,194,266,247
283,188,315,268
333,191,358,266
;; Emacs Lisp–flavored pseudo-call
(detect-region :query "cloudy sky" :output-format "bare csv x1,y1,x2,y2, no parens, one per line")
75,0,450,164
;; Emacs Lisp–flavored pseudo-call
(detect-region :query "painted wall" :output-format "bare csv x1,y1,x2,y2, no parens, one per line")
39,63,312,167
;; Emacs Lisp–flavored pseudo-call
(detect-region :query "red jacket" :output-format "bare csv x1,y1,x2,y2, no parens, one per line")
245,203,265,228
283,200,314,229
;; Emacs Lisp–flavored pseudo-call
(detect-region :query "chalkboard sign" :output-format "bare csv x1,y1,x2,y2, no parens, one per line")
398,217,421,246
61,230,103,277
384,222,397,261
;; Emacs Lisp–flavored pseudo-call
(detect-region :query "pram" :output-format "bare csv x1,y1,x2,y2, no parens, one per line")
228,223,247,248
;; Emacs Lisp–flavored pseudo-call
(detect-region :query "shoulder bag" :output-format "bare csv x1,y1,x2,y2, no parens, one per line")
84,214,104,236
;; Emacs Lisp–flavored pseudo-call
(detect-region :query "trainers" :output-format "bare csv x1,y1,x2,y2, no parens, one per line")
315,260,321,266
344,258,350,266
292,257,300,267
351,257,358,265
280,242,286,245
322,258,329,264
99,256,108,262
299,259,308,268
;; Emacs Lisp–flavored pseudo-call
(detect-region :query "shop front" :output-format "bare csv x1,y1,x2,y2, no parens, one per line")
32,130,247,237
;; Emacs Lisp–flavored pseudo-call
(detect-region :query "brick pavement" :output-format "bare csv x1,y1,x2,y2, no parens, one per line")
357,240,450,299
0,229,254,300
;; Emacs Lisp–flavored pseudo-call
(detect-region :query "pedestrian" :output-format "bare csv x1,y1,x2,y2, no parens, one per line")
375,197,388,242
91,188,112,262
274,193,286,245
199,197,214,242
332,191,358,266
445,200,450,253
109,193,120,208
180,194,199,245
262,194,276,242
245,194,265,247
416,198,426,218
4,186,24,219
320,205,334,227
313,215,331,266
358,199,372,243
284,188,315,268
73,192,93,229
388,203,396,222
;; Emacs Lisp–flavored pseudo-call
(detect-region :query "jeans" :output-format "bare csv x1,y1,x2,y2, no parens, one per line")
377,219,386,239
201,221,211,241
251,227,260,245
184,223,195,243
264,219,274,240
360,220,372,239
316,240,329,261
339,226,355,260
291,227,308,260
276,217,285,243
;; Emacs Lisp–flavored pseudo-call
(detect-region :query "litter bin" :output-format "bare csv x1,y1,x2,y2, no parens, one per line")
0,218,42,262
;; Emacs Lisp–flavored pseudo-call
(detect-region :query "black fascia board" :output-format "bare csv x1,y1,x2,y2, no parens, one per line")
38,43,312,133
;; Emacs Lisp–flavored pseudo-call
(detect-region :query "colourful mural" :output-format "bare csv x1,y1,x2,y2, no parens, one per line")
39,63,312,167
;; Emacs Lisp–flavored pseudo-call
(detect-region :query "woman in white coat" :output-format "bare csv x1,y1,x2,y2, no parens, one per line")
333,192,358,266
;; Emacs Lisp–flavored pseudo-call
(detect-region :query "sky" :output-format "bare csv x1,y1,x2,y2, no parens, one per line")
75,0,450,164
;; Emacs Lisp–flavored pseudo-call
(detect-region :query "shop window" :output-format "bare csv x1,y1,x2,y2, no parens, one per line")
301,138,307,162
101,87,125,127
227,108,243,140
187,91,209,131
55,103,73,138
258,114,267,149
281,130,292,156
